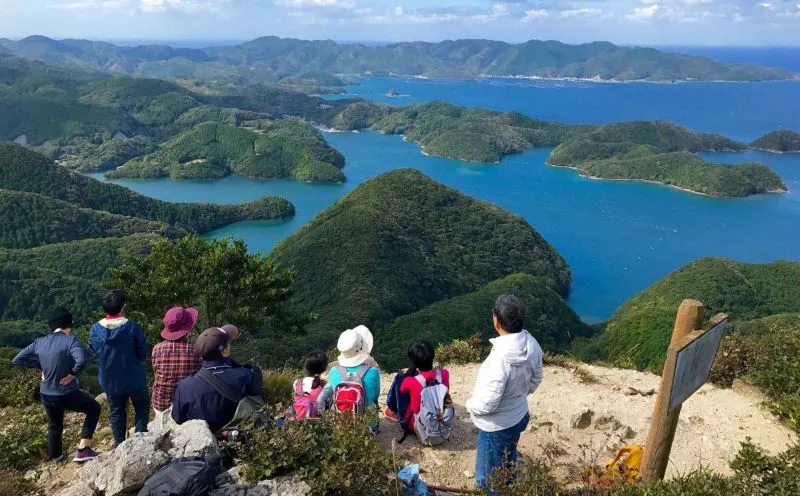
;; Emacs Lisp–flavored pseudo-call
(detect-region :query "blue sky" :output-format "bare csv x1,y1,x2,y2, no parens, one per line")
1,1,799,45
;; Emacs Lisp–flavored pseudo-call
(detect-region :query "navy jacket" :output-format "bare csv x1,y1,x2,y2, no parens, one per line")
12,332,88,397
89,317,148,396
172,358,263,432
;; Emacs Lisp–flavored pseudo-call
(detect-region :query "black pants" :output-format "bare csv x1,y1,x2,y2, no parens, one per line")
108,387,150,445
41,390,101,459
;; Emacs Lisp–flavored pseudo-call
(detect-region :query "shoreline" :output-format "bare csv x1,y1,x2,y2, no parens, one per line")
337,73,799,85
545,162,788,198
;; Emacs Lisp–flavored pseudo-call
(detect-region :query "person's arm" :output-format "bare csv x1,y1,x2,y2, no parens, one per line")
363,367,381,406
69,338,88,376
466,356,508,416
316,384,332,412
246,365,263,398
171,384,186,424
11,342,40,370
132,323,147,362
88,325,98,354
529,348,544,395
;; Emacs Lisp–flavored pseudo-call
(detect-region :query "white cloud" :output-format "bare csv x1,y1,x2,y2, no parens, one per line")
275,0,356,9
522,9,549,22
679,0,712,4
559,8,602,18
626,4,659,20
56,0,129,10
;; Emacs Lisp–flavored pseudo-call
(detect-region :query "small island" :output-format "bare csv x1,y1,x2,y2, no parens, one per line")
751,130,800,153
386,89,400,97
330,101,786,198
106,120,346,183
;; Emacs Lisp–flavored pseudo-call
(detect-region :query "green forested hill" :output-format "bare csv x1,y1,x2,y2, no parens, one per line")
373,273,593,370
751,130,800,153
0,144,294,232
264,169,571,365
585,258,800,371
2,35,793,82
107,120,345,182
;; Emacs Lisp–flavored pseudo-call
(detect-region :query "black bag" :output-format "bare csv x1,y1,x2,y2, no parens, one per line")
196,368,269,431
138,455,224,496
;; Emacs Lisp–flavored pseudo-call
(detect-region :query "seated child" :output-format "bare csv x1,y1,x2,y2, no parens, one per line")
291,351,331,417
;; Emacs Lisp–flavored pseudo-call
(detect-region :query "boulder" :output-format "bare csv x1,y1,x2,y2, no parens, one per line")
209,475,310,496
166,419,218,458
57,481,96,496
82,432,171,496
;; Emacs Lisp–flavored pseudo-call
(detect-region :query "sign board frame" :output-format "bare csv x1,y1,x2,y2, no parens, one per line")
668,319,727,413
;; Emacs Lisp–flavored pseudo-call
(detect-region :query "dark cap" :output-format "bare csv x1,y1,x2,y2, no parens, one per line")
48,307,74,330
195,327,230,359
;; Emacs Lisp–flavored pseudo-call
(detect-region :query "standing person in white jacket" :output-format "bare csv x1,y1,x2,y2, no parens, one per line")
466,294,544,494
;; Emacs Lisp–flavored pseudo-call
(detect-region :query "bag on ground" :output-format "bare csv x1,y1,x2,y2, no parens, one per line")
288,379,323,420
413,370,454,446
332,364,370,416
138,455,224,496
386,370,412,431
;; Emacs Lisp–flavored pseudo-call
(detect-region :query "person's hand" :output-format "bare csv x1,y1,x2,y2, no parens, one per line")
59,374,76,386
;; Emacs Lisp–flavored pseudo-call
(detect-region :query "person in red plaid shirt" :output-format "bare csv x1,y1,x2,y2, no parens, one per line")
151,306,201,427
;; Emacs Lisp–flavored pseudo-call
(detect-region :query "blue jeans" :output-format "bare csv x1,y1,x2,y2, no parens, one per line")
108,387,150,445
475,412,530,494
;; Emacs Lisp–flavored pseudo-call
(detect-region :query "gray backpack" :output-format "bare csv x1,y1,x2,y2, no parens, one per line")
413,370,455,446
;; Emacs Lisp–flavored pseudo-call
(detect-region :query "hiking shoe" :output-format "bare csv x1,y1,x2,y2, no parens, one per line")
73,448,99,463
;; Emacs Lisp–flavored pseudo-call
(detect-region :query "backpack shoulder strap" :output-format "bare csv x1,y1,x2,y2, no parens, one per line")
293,379,304,397
415,374,427,388
436,369,443,384
354,364,371,382
334,365,349,382
196,368,240,403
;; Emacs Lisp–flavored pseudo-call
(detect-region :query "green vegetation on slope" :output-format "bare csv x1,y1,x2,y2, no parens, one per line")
107,120,345,182
373,273,593,370
3,35,793,82
0,144,294,233
548,122,785,197
586,258,800,372
751,129,800,153
265,169,571,366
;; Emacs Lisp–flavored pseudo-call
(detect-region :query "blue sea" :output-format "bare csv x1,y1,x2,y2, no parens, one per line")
93,48,800,322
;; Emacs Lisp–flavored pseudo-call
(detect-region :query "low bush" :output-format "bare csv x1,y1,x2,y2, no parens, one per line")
262,369,297,406
240,409,394,495
0,405,48,469
435,334,490,366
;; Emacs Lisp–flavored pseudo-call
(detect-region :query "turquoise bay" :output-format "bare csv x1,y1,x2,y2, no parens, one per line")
92,78,800,322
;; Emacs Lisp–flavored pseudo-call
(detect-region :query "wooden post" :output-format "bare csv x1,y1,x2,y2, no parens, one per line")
640,299,705,483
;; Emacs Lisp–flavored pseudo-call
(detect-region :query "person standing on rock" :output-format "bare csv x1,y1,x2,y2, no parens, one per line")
151,306,202,429
466,295,543,494
12,308,101,462
89,290,150,447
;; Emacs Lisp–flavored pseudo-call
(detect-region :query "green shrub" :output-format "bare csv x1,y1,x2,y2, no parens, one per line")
0,406,48,469
262,369,297,406
729,440,800,494
240,409,394,495
435,334,489,366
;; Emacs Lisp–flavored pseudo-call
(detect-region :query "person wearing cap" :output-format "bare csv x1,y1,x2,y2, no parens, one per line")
326,325,381,408
12,308,101,463
151,306,202,426
89,289,149,446
171,327,263,432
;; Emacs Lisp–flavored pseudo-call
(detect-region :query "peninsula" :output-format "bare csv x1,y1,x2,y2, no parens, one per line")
751,130,800,153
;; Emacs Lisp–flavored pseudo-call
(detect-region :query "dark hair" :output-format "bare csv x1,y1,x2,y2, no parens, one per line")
101,289,127,316
48,307,73,330
202,350,224,361
305,350,328,376
407,341,435,377
493,294,526,333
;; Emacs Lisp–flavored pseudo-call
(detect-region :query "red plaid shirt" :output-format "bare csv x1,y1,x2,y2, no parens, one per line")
151,340,202,411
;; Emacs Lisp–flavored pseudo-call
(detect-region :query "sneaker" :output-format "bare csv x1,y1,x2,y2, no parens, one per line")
73,448,100,463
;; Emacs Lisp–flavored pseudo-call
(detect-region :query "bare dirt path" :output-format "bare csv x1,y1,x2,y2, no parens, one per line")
376,363,797,491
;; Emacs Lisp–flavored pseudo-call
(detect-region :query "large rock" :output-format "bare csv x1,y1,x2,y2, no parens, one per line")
57,480,96,496
166,419,218,458
209,475,310,496
82,432,171,496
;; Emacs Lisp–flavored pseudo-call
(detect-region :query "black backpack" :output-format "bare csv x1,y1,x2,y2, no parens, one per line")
138,455,224,496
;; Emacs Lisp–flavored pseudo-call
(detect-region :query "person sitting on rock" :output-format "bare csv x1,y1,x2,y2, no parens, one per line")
151,306,202,429
171,327,263,432
325,325,381,416
386,341,450,432
291,350,332,416
466,295,543,494
89,289,150,447
12,308,101,463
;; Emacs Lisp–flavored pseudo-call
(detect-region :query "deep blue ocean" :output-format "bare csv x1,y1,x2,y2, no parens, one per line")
92,47,800,322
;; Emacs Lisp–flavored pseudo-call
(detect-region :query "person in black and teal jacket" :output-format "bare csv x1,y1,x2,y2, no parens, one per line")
12,308,101,463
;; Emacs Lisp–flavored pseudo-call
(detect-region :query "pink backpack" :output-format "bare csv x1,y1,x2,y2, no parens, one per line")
289,379,323,420
332,365,370,416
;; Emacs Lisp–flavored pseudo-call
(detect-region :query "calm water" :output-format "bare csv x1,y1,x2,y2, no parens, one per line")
92,75,800,322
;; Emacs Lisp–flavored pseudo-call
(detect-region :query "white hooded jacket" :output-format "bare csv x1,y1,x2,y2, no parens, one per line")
466,330,544,432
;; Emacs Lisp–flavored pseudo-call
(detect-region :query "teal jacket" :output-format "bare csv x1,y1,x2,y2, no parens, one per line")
327,363,381,406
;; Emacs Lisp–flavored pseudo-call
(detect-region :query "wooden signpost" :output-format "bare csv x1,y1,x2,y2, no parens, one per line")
640,299,728,483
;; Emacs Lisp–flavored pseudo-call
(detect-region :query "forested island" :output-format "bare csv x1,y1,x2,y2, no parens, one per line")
751,130,800,153
0,35,794,82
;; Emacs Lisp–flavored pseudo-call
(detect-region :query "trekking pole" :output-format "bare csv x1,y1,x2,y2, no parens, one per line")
426,484,481,495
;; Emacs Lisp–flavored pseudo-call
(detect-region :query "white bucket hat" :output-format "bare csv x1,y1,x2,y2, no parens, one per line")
337,325,374,367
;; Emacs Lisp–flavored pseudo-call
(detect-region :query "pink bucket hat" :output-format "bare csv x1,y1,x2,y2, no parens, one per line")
161,306,199,341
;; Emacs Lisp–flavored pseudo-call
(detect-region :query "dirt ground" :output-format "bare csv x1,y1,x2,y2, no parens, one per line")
376,363,797,491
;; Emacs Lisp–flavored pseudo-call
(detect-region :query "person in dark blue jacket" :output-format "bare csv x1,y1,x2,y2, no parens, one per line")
88,290,149,446
12,308,101,463
172,327,263,432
